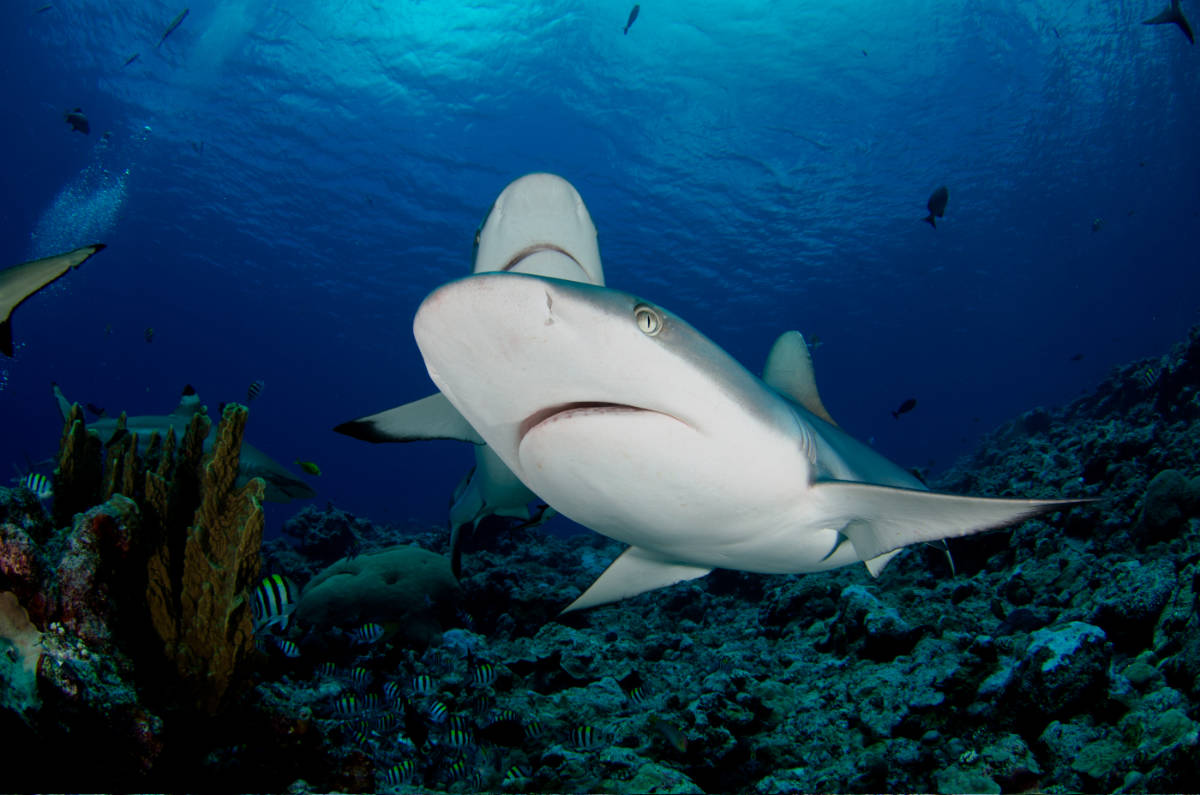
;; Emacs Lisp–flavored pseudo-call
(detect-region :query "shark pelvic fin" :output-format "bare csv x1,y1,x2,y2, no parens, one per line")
813,482,1086,563
334,392,484,444
561,546,712,614
763,331,838,426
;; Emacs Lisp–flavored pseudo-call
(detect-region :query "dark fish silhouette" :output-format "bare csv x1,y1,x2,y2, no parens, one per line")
85,402,107,417
624,4,640,34
158,8,189,48
923,186,949,228
0,244,106,356
35,4,52,13
63,107,89,134
123,52,140,67
247,378,265,402
1069,353,1084,362
1143,0,1194,44
144,326,155,343
892,398,917,419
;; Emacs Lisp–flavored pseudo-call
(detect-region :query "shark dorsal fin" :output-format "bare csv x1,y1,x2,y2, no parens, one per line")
763,331,838,426
170,384,204,417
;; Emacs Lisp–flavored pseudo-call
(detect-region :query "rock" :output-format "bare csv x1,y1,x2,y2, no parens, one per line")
1139,469,1200,540
1013,622,1111,723
1090,558,1176,650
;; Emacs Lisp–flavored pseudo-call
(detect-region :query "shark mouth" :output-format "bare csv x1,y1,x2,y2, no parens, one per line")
518,402,656,443
501,244,585,273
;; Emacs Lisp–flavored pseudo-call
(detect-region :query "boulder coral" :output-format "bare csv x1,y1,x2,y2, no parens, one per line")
294,545,460,646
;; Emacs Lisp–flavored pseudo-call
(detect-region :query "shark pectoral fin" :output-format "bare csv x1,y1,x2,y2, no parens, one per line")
1,244,106,357
561,546,712,614
763,331,838,426
334,392,484,444
813,481,1087,563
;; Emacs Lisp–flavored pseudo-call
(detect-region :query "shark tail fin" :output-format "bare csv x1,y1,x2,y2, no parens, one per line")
561,546,712,614
1143,1,1195,43
923,214,936,228
811,481,1088,564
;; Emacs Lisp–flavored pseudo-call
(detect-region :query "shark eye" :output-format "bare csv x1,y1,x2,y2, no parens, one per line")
633,303,663,336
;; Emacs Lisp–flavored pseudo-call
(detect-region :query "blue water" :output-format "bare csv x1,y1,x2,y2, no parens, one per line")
1,0,1197,532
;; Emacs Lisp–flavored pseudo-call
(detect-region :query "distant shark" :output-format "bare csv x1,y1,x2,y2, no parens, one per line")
413,273,1084,612
335,173,603,574
1143,0,1194,44
54,383,315,503
0,244,105,357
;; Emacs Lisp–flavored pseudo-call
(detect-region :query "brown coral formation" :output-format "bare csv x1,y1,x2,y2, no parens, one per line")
146,404,264,715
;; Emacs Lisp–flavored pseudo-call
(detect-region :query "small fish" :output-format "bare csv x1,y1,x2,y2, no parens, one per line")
1069,353,1084,362
191,140,204,155
383,761,416,786
316,661,337,678
1091,217,1104,232
36,4,53,13
104,323,112,335
1143,0,1194,44
273,637,301,658
892,397,917,419
144,326,154,343
524,718,543,739
649,715,688,752
448,714,472,733
471,662,497,687
373,714,398,732
623,4,640,34
445,728,473,749
807,333,824,351
383,680,403,702
627,685,647,704
923,185,949,228
411,674,436,695
1138,365,1159,388
570,725,605,749
360,693,381,710
427,701,449,724
350,666,371,686
253,574,299,631
158,8,190,48
246,379,265,402
504,765,532,785
335,695,358,716
20,472,52,500
123,52,140,67
352,622,383,644
64,107,89,134
85,402,106,417
296,460,321,476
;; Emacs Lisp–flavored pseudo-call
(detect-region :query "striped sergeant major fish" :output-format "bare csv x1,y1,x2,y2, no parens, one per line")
253,574,299,631
20,472,52,500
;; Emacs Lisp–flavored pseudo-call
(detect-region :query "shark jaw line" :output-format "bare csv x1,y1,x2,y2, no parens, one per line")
501,244,585,274
517,402,673,444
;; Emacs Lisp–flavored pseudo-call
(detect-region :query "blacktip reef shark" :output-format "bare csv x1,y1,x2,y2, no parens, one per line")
53,383,315,503
413,273,1085,613
1143,0,1194,44
335,173,605,575
1,244,106,357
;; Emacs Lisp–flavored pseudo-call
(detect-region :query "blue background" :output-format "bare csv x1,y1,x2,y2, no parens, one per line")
1,0,1197,534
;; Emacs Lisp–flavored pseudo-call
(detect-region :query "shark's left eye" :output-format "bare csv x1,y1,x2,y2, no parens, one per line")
633,303,663,336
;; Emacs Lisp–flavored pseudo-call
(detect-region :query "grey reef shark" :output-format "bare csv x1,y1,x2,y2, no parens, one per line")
0,244,106,357
1143,0,1194,44
413,273,1086,613
53,383,315,503
335,173,606,575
